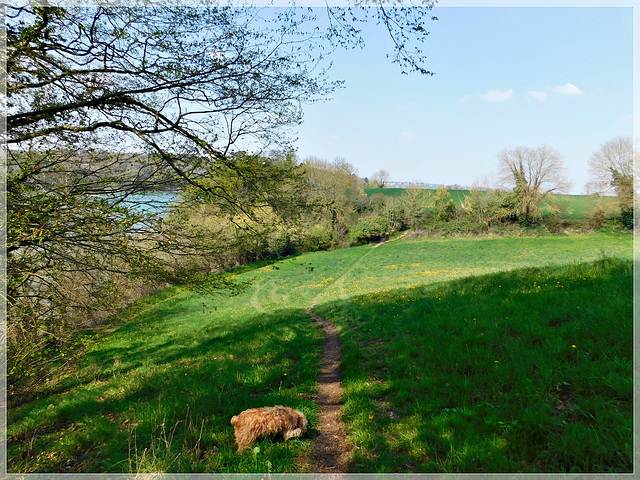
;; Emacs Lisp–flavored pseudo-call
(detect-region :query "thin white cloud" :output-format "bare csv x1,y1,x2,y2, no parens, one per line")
552,83,583,96
480,89,514,102
400,131,415,139
527,90,548,101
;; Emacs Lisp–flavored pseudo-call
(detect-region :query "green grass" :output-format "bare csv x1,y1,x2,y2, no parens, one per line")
8,287,325,473
7,232,632,473
315,257,633,472
546,193,619,220
365,187,470,206
364,187,407,197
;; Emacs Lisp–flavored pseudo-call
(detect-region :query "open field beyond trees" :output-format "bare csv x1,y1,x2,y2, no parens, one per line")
8,232,633,474
364,188,620,221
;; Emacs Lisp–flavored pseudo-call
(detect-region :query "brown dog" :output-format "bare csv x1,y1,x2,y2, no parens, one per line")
230,405,308,451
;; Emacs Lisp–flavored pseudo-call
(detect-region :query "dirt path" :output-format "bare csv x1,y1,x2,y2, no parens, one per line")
302,260,366,472
370,229,410,248
303,231,409,472
306,307,352,472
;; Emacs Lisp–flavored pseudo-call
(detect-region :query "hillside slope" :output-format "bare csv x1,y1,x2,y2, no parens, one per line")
8,233,633,473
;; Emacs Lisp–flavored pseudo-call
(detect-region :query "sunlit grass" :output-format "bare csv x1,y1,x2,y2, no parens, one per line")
7,232,632,473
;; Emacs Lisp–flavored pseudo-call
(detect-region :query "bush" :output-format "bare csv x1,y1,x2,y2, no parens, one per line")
269,231,296,258
541,214,571,234
349,215,389,245
587,206,608,230
619,207,634,230
298,224,333,252
433,186,457,221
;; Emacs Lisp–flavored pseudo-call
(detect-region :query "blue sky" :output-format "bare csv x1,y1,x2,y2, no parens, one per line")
292,4,635,194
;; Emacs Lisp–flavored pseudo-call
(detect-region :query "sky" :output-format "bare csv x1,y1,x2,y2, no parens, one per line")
290,3,636,194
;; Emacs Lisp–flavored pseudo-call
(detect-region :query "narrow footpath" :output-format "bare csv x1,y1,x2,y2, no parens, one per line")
303,231,409,472
306,306,351,472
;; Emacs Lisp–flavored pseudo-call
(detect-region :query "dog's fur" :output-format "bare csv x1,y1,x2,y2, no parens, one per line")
230,405,308,451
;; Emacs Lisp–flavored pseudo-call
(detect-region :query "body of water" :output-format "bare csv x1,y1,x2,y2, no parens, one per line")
120,191,179,215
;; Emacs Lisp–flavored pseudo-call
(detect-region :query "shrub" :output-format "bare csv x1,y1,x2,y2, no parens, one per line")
619,207,634,230
433,186,457,221
587,206,608,230
349,215,389,245
269,231,296,258
298,224,333,252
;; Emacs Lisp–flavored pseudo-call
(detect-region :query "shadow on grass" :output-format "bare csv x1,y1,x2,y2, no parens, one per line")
313,257,633,473
8,305,324,473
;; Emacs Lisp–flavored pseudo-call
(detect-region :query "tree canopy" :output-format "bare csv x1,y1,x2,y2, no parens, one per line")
5,3,438,374
587,136,637,229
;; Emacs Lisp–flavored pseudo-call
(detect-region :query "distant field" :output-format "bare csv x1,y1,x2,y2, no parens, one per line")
545,193,619,220
364,187,619,220
366,187,471,206
8,232,632,473
364,187,407,197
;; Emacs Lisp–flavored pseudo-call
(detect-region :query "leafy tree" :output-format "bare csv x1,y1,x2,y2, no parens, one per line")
5,3,437,378
611,170,635,229
496,145,571,225
300,156,365,244
460,187,497,231
164,151,306,269
432,186,457,221
350,215,390,245
399,185,433,226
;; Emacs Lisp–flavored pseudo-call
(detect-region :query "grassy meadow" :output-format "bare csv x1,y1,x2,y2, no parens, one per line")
7,232,633,473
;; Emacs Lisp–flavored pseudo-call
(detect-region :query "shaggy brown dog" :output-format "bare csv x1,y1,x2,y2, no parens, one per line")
230,405,308,451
